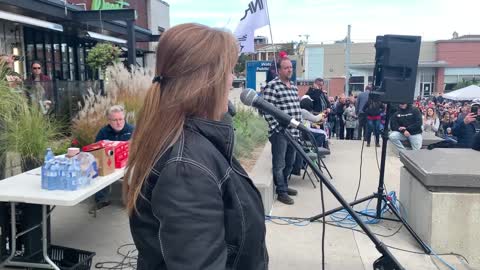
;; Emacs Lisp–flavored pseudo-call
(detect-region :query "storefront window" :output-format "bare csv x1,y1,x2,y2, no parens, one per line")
63,63,70,81
35,31,45,61
22,26,115,81
26,44,34,62
61,44,68,63
349,76,364,94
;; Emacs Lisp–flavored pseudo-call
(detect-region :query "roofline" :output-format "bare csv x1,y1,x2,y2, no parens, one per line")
435,39,480,43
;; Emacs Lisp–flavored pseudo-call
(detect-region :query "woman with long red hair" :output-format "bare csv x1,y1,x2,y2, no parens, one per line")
124,23,268,270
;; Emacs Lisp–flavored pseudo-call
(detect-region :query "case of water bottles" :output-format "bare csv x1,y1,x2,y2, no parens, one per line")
41,148,99,191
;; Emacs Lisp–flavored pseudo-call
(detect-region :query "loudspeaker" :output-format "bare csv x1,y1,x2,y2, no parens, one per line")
371,35,421,103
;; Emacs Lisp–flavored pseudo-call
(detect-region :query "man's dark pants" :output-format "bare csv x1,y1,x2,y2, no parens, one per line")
269,132,296,195
357,113,367,140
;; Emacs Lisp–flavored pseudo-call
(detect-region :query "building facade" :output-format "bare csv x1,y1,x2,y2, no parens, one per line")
0,0,170,81
436,37,480,93
303,35,480,98
145,0,170,70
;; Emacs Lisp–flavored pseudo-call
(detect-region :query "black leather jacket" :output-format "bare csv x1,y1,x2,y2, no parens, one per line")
129,118,268,270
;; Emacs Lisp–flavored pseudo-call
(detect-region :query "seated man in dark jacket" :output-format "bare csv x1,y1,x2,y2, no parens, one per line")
92,105,134,211
388,103,423,153
95,105,134,142
453,102,480,148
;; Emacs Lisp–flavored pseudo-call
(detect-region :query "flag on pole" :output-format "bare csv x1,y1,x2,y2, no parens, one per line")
234,0,269,53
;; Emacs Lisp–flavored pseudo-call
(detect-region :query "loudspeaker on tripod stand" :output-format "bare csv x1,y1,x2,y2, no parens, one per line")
371,35,421,103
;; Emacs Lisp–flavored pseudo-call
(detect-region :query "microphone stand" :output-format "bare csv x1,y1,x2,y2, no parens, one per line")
308,103,431,255
279,127,405,270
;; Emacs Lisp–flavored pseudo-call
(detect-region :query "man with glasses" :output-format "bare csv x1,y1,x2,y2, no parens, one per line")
92,105,134,211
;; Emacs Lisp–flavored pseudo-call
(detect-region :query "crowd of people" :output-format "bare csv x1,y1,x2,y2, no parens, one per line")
299,83,480,151
258,57,480,206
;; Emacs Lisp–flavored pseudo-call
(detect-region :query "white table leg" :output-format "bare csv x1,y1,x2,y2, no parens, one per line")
42,205,60,270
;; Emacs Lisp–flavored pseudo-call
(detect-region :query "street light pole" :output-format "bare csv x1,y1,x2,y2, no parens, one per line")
298,34,309,80
345,25,351,97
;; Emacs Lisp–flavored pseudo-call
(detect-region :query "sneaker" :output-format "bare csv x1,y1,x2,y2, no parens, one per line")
287,188,298,196
277,194,294,205
366,143,371,147
89,201,111,214
376,143,381,147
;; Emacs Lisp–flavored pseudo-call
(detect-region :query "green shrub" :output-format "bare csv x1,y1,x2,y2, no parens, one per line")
0,80,63,171
233,107,268,160
0,107,63,171
86,43,121,78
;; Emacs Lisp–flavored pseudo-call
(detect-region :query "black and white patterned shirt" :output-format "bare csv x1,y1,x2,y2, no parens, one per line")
262,77,302,139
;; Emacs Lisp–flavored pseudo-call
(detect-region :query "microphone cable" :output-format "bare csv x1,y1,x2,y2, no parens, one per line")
303,130,326,270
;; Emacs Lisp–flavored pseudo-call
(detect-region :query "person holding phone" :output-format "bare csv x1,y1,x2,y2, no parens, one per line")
453,100,480,148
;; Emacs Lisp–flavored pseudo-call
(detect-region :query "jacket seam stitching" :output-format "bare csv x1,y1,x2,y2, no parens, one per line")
178,132,185,158
232,187,246,269
159,158,221,189
219,167,232,186
151,214,167,264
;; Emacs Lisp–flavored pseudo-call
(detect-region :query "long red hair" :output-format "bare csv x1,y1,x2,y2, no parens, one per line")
123,23,239,215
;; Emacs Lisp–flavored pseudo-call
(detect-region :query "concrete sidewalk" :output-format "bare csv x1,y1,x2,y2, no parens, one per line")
3,139,472,270
262,139,471,270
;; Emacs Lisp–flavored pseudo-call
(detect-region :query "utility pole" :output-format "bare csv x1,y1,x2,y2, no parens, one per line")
299,34,310,80
345,24,351,97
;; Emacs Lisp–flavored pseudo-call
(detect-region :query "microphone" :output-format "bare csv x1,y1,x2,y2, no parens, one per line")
240,88,309,133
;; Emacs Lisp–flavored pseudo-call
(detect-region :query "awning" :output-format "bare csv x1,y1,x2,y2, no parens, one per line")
0,0,159,42
84,31,127,44
0,10,63,31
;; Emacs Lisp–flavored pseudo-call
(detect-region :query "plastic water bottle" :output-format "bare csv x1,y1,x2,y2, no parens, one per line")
45,148,54,161
72,160,84,188
41,148,55,189
67,162,78,191
73,159,81,189
58,162,68,190
41,162,50,190
47,163,59,190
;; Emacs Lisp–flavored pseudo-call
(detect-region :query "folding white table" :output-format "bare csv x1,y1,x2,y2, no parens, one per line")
0,167,125,269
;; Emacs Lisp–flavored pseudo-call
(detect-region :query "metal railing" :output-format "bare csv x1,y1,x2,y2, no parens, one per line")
22,80,104,120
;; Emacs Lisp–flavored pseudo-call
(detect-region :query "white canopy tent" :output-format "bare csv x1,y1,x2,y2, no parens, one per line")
443,85,480,101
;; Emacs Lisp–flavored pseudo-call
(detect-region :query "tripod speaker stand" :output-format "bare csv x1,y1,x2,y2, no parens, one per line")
308,34,431,268
239,87,405,269
281,127,406,269
308,101,431,256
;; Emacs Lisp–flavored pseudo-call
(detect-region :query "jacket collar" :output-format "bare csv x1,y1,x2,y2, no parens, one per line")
185,117,235,161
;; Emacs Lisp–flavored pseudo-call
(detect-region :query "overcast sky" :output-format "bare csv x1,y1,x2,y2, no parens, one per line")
168,0,479,44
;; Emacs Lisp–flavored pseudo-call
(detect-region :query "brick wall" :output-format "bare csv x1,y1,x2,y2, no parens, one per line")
437,41,480,67
435,68,445,93
298,85,309,97
328,78,346,97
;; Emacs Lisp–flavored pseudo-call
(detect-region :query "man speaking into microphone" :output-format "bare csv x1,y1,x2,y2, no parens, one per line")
262,57,302,205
